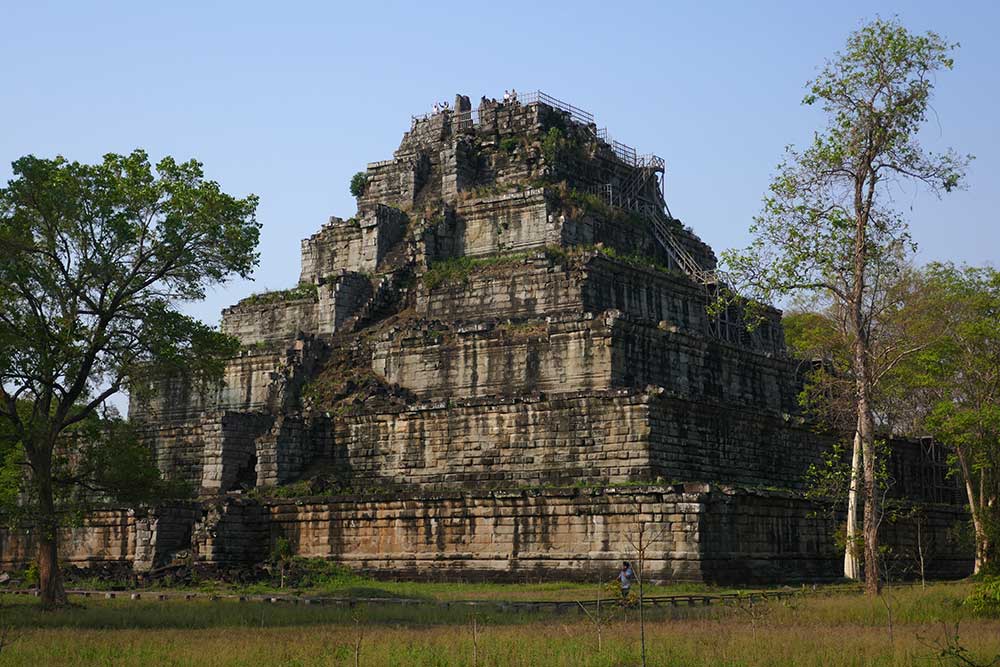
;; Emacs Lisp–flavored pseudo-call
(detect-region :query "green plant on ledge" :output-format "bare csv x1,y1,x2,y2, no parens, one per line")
349,171,368,198
422,252,532,290
240,281,318,306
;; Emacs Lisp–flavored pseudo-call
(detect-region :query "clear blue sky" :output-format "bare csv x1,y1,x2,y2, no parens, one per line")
2,1,997,329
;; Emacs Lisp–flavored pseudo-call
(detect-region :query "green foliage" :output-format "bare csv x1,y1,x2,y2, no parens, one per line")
422,252,531,290
349,171,368,198
253,479,316,498
562,187,657,230
965,577,1000,617
724,17,969,313
0,403,190,528
593,246,674,276
240,281,318,306
913,263,1000,570
0,149,259,603
721,22,970,592
499,137,519,154
805,438,892,507
70,417,193,506
541,127,588,166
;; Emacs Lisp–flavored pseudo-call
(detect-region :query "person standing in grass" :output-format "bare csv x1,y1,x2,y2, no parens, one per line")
618,562,634,601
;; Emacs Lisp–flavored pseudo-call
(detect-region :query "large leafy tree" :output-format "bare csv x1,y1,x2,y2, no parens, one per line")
722,18,970,594
0,150,259,607
917,263,1000,574
784,266,944,580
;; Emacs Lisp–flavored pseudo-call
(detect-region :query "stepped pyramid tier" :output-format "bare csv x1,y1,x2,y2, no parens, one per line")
22,91,967,583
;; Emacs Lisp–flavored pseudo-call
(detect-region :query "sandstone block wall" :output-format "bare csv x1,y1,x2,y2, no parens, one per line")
266,487,706,581
455,188,556,257
327,390,826,492
0,487,971,583
300,217,364,284
299,204,406,284
317,272,372,334
414,253,740,345
132,347,289,422
700,488,971,582
192,498,269,566
372,314,798,412
219,272,373,347
0,505,199,570
372,315,615,400
332,391,653,488
199,412,275,493
255,415,332,488
611,318,798,413
221,298,318,346
647,394,824,489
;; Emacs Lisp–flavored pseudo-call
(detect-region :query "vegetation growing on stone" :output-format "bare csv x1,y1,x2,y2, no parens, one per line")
592,245,679,277
239,281,318,306
349,170,367,197
421,252,533,290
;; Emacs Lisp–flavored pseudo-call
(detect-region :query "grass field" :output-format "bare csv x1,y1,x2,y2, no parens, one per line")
0,582,997,666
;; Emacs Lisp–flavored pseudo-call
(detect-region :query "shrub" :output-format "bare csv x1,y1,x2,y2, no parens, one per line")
541,127,564,164
965,576,1000,617
422,252,531,290
240,282,318,306
500,137,519,154
349,171,368,198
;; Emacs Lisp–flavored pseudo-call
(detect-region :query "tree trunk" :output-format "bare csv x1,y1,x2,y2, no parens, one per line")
33,448,67,609
858,391,880,596
955,444,984,575
853,334,880,596
37,531,67,609
844,424,863,580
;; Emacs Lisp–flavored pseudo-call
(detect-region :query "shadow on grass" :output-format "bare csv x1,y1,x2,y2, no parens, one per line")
0,596,551,631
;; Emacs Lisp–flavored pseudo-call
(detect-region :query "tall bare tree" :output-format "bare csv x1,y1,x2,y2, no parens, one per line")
723,18,970,595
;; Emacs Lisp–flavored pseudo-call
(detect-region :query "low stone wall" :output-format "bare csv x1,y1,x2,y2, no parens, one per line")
0,504,200,570
1,488,968,584
700,489,971,582
267,487,708,581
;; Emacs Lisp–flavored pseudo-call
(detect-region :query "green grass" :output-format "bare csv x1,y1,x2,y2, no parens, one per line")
0,583,997,666
63,561,736,601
